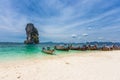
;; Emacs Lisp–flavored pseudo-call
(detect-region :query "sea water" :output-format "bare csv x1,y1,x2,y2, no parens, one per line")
0,43,93,61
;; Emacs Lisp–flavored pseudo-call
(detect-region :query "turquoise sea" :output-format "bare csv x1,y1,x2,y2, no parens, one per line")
0,43,89,61
0,42,118,61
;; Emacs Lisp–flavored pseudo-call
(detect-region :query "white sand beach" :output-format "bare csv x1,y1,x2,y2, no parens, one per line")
0,51,120,80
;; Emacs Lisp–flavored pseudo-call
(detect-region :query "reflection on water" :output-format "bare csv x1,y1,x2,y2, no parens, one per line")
24,44,40,55
0,44,43,60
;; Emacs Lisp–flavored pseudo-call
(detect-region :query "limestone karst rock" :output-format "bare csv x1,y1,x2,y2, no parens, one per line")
24,23,39,44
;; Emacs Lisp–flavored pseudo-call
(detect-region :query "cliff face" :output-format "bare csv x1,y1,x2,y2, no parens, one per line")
24,23,39,44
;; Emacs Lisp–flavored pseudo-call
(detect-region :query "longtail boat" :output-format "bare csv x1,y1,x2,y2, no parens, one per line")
54,46,69,51
101,46,112,51
42,47,54,55
79,45,87,51
69,46,80,50
87,45,98,50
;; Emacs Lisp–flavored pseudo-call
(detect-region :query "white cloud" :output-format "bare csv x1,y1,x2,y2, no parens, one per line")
0,0,120,42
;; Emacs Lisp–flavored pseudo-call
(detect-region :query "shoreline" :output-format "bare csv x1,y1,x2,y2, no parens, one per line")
0,50,111,62
0,50,118,64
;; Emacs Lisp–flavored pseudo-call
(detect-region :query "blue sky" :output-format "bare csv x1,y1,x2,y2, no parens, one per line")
0,0,120,42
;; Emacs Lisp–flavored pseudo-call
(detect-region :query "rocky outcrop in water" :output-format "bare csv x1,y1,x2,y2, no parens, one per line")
24,23,39,44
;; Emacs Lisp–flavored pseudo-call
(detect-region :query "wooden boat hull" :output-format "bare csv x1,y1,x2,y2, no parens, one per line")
42,50,54,55
70,47,80,50
54,46,69,51
55,48,69,51
101,47,112,51
79,48,87,51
